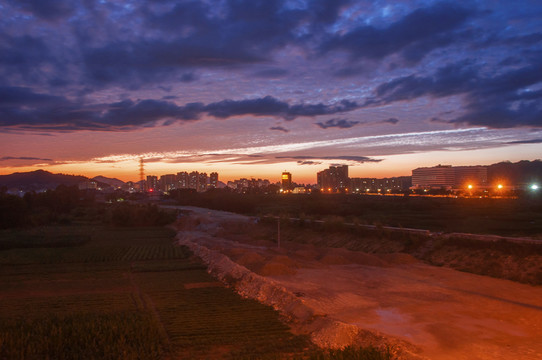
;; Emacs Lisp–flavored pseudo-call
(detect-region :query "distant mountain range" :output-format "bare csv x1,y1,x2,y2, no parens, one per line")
1,160,540,191
0,170,125,192
488,160,542,185
92,176,126,188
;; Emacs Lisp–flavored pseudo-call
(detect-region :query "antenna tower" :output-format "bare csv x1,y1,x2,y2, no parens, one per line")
139,157,145,191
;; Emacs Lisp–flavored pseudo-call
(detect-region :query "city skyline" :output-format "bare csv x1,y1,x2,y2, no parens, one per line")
1,1,542,184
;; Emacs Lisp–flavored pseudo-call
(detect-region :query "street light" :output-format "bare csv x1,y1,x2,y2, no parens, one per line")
532,184,539,191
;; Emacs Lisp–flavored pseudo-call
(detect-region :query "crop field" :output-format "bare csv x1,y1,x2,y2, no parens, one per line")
0,224,391,359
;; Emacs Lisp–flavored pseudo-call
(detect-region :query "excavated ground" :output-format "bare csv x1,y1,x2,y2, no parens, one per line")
173,206,542,360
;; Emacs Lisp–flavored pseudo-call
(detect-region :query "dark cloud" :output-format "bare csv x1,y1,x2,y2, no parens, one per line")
180,73,198,82
82,0,305,88
372,58,542,128
315,118,360,129
449,102,542,128
297,160,322,165
320,2,474,63
6,0,75,21
204,96,359,120
205,96,289,118
0,86,68,107
270,126,289,133
375,60,478,103
0,156,53,162
252,68,289,79
507,139,542,144
1,0,541,138
383,118,399,124
0,88,360,131
478,32,542,49
81,40,263,88
332,66,365,78
0,0,383,90
276,155,382,163
0,34,61,86
0,87,202,131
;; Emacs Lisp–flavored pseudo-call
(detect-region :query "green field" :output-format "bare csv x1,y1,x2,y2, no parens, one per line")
0,225,392,359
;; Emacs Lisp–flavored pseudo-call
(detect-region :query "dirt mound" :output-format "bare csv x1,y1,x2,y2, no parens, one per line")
253,239,278,248
294,247,321,260
378,253,418,265
235,251,265,264
347,252,389,267
234,252,267,272
319,254,351,265
270,255,298,267
259,262,298,276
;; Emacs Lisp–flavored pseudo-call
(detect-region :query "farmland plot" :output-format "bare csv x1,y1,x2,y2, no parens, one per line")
1,225,382,359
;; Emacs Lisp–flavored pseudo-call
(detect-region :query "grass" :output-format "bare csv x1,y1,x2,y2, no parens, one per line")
0,312,163,360
0,224,393,359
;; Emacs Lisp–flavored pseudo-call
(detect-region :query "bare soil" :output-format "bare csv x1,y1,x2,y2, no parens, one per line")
174,206,542,360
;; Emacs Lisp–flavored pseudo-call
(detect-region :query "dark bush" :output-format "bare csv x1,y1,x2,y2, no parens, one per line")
107,203,176,227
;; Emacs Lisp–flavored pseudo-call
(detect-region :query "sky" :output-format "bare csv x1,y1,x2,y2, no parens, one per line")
1,0,541,184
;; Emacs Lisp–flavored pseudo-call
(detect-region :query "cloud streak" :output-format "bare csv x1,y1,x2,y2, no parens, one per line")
0,156,53,162
276,155,382,164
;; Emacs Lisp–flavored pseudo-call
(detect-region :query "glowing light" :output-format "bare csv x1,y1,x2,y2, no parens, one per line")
467,184,473,189
531,184,539,191
497,184,503,189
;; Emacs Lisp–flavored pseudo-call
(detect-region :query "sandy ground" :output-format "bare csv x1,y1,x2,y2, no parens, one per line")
173,206,542,360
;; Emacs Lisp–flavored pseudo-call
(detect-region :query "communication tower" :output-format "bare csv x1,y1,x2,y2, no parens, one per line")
139,157,145,192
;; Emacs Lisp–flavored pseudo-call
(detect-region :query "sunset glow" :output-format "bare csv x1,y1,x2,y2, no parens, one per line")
1,1,541,183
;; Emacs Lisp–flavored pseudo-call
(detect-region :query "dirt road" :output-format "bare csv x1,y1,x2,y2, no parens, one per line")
174,206,542,360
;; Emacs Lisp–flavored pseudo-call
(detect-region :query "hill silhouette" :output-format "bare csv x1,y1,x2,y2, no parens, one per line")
92,176,125,188
488,160,542,185
0,170,89,191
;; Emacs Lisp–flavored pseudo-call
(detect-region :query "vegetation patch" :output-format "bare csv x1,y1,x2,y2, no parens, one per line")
0,221,397,359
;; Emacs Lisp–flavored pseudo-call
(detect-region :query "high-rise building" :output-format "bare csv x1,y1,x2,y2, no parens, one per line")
209,172,219,189
188,171,199,190
281,172,292,190
146,175,158,191
160,174,176,191
317,165,349,192
198,172,208,192
177,172,189,188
